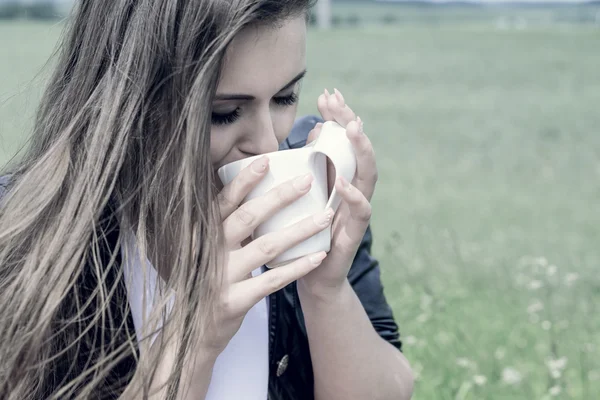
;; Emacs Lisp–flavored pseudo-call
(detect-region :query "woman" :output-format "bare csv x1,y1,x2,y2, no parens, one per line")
0,0,413,399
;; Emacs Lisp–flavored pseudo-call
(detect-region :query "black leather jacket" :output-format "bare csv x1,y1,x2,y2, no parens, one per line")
2,116,402,399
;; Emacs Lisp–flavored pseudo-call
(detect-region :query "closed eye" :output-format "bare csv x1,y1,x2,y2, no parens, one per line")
211,92,299,126
273,92,298,107
211,108,241,125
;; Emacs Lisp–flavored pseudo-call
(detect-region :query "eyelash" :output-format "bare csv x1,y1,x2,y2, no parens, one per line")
273,92,298,107
211,108,241,126
211,93,298,126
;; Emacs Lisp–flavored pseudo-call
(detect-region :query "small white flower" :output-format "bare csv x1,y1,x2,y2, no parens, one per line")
564,273,579,286
528,280,543,290
549,385,561,396
495,347,506,360
473,375,487,386
546,357,567,372
546,356,567,379
542,320,552,331
502,367,522,385
456,357,472,368
546,264,557,277
404,335,417,346
527,300,544,314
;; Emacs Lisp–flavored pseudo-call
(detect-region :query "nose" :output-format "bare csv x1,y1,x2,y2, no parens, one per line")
243,109,279,156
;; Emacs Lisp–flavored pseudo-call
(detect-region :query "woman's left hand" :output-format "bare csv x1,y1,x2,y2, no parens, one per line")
297,88,378,299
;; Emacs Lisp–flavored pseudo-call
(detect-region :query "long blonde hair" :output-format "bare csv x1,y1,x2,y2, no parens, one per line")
0,1,314,399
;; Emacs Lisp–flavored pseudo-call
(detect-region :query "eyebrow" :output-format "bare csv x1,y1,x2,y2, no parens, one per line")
214,69,307,101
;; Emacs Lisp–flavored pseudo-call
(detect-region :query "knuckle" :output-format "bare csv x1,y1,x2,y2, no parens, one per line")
275,185,291,203
233,205,255,226
265,273,285,292
331,234,352,254
356,202,372,222
258,239,278,258
370,146,377,161
359,134,372,150
217,191,235,209
241,172,259,191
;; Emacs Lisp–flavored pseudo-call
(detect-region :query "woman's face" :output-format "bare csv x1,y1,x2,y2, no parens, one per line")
210,16,307,175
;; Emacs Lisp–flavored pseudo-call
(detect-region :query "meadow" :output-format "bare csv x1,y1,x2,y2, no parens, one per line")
1,4,600,399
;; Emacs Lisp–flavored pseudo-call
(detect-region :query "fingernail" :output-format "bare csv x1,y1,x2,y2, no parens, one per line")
252,156,269,173
333,88,345,107
324,88,330,96
314,208,334,226
357,116,364,134
315,122,323,129
294,173,313,191
309,251,327,266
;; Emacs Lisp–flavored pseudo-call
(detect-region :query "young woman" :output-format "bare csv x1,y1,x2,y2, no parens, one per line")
0,1,413,399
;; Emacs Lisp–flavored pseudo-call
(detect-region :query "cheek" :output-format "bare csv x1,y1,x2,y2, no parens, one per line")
210,127,237,167
273,104,299,143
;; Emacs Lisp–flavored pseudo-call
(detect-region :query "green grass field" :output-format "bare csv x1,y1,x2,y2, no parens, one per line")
1,6,600,400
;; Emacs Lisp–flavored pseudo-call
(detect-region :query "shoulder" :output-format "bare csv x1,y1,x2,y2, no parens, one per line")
280,115,324,150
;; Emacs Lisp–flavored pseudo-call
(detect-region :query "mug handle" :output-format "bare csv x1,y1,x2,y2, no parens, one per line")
310,121,357,212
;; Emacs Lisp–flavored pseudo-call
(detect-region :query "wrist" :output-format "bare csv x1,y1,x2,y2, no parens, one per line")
297,277,351,306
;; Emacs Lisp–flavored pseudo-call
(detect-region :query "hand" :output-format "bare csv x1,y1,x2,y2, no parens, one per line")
199,157,334,354
298,88,378,299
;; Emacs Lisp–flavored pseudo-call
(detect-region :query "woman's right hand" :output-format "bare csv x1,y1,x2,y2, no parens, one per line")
200,155,334,355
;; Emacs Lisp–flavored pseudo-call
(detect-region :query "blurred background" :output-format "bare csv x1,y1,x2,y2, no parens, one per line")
1,0,599,398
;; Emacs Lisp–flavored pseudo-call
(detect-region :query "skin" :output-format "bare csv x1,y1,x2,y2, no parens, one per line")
127,15,414,400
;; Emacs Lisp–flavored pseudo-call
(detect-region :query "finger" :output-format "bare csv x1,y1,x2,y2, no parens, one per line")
230,251,327,312
317,89,334,121
223,173,314,247
346,118,378,201
218,156,270,220
306,122,323,144
327,88,357,127
228,208,333,281
333,176,372,244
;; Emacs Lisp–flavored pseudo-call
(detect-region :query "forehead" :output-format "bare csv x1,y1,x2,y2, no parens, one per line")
218,17,307,94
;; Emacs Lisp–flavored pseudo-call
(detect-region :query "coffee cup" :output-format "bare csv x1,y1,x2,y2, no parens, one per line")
217,121,356,268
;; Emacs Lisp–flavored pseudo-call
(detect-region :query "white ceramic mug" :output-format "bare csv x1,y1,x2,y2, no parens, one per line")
217,121,357,268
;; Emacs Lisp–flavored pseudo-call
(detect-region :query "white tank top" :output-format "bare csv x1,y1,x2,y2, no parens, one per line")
122,236,269,399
